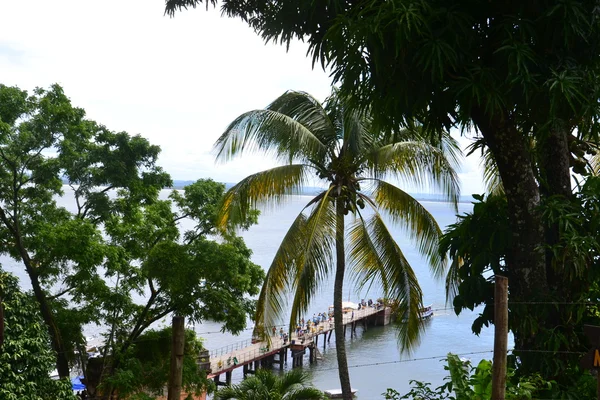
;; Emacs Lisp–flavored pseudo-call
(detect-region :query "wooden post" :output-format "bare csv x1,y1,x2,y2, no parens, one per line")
492,275,508,400
0,296,4,348
168,316,185,400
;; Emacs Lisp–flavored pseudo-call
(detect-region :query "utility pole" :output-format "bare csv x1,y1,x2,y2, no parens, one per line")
168,316,185,400
492,275,508,400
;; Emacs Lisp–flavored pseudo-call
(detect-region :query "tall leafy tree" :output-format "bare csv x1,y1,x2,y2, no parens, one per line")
0,83,170,378
214,90,460,399
165,0,600,376
0,85,264,394
82,179,264,397
0,270,75,400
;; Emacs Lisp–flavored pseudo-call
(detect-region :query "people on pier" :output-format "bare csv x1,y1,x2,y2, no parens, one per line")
272,326,276,336
279,327,284,339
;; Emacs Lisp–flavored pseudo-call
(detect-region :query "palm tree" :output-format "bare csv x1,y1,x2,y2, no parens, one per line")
214,369,325,400
214,90,461,399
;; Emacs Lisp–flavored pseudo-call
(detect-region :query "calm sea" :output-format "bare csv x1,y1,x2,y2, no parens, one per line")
6,189,500,399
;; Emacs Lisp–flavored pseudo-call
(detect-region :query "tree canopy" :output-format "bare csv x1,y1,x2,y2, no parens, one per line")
0,84,264,396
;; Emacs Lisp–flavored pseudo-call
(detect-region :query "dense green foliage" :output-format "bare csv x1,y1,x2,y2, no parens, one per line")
0,84,264,397
384,353,594,400
0,83,172,377
442,176,600,379
214,369,325,400
101,327,212,399
213,89,460,398
0,271,75,400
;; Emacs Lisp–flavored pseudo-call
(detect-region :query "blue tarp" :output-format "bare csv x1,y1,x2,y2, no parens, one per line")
71,376,85,391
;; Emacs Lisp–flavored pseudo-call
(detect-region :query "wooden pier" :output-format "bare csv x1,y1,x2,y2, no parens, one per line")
205,305,391,385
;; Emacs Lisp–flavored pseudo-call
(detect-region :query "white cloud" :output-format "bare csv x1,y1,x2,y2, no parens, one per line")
0,0,485,193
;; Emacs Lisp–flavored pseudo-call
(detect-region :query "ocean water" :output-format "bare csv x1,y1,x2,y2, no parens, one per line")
5,189,498,399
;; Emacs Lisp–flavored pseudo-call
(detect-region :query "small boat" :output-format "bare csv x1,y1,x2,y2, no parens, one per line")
324,388,358,398
420,304,433,320
329,302,359,315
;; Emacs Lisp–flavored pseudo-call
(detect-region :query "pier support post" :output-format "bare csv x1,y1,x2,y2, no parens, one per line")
225,370,232,386
243,363,248,378
309,346,315,364
327,330,332,342
279,349,285,370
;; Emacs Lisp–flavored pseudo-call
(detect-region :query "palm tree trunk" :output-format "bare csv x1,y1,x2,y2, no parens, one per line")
334,198,352,399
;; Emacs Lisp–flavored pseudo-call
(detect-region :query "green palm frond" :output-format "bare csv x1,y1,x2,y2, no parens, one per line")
590,150,600,176
253,189,336,339
347,212,391,293
466,139,504,196
253,211,309,340
482,149,504,196
288,192,337,330
214,106,329,165
285,387,326,400
276,368,311,393
349,212,424,353
342,108,373,158
379,126,463,172
371,179,447,279
438,131,464,173
445,255,463,304
214,369,325,400
267,91,337,147
217,164,310,229
365,141,460,206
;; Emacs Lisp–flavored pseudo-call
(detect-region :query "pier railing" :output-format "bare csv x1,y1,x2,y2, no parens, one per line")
209,338,254,358
207,305,384,375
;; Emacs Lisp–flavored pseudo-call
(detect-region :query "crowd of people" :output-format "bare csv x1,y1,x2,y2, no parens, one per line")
268,299,384,342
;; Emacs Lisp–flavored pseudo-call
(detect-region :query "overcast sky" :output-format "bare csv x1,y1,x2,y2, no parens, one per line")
0,0,485,195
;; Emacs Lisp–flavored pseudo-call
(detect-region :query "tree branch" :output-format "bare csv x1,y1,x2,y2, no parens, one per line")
48,285,76,300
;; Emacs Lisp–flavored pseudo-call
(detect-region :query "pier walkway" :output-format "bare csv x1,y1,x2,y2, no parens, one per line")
205,305,390,384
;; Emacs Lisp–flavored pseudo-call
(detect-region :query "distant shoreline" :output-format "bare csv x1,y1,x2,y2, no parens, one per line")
62,179,476,205
170,181,476,205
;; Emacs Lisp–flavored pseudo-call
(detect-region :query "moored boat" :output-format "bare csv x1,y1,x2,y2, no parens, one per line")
420,304,433,320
